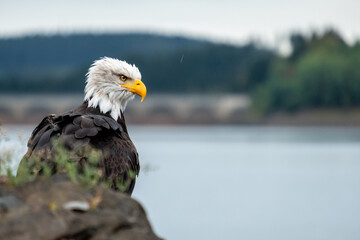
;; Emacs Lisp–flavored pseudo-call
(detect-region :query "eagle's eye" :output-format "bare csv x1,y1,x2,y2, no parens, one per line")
119,75,128,81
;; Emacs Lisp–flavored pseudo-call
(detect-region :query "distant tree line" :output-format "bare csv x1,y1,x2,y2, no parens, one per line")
0,34,273,94
0,31,359,113
252,30,360,113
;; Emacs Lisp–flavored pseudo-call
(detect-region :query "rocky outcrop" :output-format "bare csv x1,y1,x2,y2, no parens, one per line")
0,175,161,240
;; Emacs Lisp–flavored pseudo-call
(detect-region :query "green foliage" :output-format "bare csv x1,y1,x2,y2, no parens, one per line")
1,138,133,192
253,30,360,114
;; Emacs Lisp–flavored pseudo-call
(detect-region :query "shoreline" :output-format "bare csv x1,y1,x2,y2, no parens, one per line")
1,94,360,126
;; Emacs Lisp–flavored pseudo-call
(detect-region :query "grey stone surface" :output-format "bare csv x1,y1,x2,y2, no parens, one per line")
0,176,162,240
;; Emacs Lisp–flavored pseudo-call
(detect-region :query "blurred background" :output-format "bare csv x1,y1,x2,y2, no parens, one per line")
1,0,360,239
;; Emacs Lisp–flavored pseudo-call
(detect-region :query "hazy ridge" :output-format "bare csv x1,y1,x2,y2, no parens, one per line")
0,33,272,94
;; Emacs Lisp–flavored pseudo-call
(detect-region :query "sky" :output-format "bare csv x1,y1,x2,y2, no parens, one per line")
0,0,359,49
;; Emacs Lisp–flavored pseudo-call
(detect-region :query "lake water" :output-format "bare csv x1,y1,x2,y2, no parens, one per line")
1,125,360,240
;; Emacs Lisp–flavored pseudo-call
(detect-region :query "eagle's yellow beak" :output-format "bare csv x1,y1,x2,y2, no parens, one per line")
121,79,147,102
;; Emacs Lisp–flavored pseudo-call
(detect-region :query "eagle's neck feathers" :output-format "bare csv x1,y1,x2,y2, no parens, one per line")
84,87,134,120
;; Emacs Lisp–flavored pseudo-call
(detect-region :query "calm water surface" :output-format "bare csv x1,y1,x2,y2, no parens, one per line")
1,125,360,240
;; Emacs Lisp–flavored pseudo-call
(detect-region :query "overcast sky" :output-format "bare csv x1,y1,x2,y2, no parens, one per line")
0,0,359,47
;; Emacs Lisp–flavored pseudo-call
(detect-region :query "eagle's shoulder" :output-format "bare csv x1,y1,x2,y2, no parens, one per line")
27,111,126,152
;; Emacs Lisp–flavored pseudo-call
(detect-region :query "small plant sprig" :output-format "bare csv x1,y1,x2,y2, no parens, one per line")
3,139,135,193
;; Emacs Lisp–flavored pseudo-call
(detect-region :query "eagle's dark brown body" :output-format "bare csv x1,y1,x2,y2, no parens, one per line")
19,102,140,195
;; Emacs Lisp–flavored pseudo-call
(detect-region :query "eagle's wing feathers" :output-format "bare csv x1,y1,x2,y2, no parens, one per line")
20,112,139,194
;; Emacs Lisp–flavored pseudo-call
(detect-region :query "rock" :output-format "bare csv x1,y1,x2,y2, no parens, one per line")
0,175,162,240
0,195,24,214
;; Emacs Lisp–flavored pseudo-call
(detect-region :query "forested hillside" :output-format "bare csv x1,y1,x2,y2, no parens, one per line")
0,33,273,93
1,30,359,114
253,30,360,113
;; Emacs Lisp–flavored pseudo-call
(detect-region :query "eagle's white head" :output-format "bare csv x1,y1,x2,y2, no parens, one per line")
84,57,147,120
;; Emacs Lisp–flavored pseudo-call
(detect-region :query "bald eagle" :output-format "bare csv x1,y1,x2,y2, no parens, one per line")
18,57,147,195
